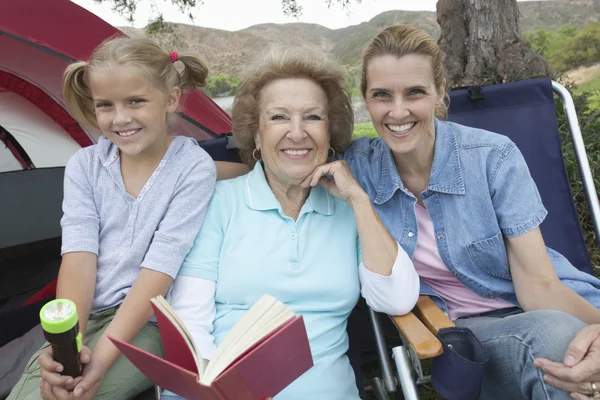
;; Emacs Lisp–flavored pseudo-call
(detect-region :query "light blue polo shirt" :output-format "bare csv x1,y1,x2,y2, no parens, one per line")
179,162,361,399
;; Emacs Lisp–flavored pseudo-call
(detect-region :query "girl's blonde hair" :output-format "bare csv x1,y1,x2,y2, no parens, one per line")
62,36,209,130
232,47,354,167
361,25,449,118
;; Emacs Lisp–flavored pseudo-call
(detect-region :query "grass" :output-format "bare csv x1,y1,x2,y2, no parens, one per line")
353,122,379,139
574,75,600,108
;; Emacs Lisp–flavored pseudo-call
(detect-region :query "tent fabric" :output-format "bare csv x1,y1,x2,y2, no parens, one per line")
0,0,232,139
0,143,21,172
0,71,92,148
0,92,82,170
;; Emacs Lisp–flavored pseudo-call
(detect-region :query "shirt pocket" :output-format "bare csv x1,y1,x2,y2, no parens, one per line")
467,231,512,279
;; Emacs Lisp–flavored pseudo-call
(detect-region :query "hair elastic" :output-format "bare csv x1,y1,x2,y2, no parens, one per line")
169,51,178,63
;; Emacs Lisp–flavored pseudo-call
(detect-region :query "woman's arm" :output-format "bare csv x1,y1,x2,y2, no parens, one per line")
507,227,600,324
215,161,249,180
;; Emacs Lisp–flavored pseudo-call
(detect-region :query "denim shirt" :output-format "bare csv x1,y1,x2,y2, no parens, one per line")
342,119,600,313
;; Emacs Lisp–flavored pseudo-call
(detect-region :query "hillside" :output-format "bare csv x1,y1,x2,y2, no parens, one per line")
119,0,600,77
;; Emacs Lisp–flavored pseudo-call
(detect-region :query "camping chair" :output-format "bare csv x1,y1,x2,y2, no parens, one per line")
367,78,600,400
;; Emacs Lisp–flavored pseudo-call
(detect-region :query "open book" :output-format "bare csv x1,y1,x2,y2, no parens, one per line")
109,294,313,400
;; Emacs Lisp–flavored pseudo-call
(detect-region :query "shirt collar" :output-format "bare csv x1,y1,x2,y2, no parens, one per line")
374,119,465,204
98,135,190,167
244,161,334,216
427,120,465,195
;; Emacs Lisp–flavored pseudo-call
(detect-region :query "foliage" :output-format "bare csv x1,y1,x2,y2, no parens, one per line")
574,75,600,109
554,23,600,71
352,122,377,139
202,73,243,97
525,23,600,72
281,0,358,18
525,25,579,62
555,80,600,272
94,0,357,26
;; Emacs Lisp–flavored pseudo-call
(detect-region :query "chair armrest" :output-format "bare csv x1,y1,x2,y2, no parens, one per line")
389,312,443,359
413,296,454,336
388,296,455,360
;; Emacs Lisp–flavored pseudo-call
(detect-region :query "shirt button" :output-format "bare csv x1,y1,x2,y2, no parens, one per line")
119,252,124,257
291,262,299,270
437,233,444,240
452,271,458,277
407,231,414,238
488,293,494,298
290,233,297,239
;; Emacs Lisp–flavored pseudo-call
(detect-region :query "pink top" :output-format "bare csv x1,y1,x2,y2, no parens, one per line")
413,204,514,320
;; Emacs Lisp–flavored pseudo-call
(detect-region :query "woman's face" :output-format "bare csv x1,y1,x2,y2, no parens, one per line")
364,54,444,157
256,77,330,186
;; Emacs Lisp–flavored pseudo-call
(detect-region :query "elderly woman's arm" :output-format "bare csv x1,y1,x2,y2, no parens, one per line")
352,193,420,316
303,160,419,316
169,276,218,363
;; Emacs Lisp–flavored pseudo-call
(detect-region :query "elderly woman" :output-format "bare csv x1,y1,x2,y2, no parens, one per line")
161,48,420,400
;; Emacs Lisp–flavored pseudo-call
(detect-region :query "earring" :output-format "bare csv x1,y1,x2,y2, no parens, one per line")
252,148,261,161
328,147,336,159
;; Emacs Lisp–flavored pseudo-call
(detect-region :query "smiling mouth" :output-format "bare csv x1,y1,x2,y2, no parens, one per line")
115,128,141,137
282,149,311,157
386,122,416,136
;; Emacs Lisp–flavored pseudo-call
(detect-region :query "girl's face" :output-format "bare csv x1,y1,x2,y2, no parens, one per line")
89,65,180,159
364,54,444,157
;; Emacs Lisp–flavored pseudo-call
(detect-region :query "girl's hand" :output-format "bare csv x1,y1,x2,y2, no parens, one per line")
71,348,109,398
301,161,367,204
39,346,91,391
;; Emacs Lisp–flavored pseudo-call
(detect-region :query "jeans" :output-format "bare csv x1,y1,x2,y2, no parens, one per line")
455,308,586,400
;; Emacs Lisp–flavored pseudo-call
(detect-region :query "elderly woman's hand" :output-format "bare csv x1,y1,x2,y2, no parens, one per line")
301,160,367,204
534,324,600,399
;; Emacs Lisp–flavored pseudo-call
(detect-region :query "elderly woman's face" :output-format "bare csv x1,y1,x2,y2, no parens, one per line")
257,77,329,185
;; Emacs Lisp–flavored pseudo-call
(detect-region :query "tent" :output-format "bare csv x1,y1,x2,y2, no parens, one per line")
0,0,232,308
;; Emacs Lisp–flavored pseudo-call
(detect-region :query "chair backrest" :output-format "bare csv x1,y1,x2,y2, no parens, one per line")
0,168,65,250
447,78,593,275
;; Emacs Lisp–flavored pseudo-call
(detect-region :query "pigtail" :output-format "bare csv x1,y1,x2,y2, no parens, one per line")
62,61,96,130
176,54,209,92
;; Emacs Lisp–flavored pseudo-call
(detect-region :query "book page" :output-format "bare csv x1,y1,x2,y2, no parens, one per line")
151,296,207,376
201,294,294,384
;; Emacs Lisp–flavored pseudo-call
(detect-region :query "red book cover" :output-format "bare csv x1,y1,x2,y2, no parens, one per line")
109,304,313,400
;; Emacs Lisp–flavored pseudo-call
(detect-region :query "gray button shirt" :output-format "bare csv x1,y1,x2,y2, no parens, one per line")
61,135,216,313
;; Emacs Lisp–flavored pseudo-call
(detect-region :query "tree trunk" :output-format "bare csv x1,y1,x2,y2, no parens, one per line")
437,0,551,88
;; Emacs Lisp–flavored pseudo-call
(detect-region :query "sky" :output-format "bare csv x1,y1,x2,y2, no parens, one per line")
72,0,546,32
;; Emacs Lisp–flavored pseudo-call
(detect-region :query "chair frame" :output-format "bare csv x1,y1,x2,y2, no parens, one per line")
369,80,600,400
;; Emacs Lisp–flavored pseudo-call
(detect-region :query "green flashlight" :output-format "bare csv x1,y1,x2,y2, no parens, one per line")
39,299,83,377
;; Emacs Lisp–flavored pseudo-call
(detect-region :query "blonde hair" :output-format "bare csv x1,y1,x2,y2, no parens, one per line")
232,47,354,167
361,25,448,118
62,36,209,130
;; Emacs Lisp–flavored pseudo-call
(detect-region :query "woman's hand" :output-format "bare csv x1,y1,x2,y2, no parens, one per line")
534,324,600,399
301,160,367,204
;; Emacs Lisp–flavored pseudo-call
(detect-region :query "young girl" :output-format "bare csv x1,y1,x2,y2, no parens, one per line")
7,37,217,400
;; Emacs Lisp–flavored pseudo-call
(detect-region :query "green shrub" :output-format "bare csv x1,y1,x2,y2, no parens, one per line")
557,81,600,273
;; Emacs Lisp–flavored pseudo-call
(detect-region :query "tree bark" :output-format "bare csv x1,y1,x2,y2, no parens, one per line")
437,0,551,88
